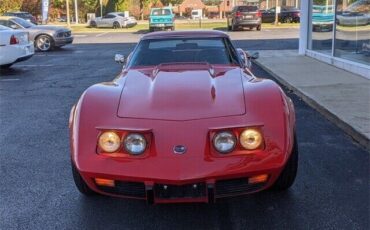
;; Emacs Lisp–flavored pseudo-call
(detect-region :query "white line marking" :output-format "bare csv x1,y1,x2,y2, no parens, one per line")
96,32,110,37
15,64,54,67
0,79,20,81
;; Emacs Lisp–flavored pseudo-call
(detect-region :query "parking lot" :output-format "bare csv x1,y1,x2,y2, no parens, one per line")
0,29,369,230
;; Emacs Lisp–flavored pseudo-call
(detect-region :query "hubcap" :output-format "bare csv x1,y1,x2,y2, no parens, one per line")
37,36,51,51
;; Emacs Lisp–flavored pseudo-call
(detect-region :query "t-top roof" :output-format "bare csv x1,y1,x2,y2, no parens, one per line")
141,30,229,40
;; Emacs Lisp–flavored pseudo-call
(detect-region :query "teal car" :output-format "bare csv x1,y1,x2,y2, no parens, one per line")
149,7,174,32
312,5,335,32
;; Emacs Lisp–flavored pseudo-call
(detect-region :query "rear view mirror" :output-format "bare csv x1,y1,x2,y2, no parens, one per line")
114,54,125,64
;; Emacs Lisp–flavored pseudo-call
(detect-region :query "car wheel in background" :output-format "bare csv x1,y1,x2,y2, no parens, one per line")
271,133,298,190
284,17,293,23
256,25,261,31
113,21,120,29
35,35,53,52
171,26,175,31
231,22,237,31
71,161,97,196
90,21,97,28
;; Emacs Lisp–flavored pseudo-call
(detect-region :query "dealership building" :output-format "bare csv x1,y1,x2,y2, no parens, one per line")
299,0,370,79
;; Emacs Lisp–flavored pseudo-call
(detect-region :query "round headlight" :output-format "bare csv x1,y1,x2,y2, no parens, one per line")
98,131,121,153
240,128,263,150
213,131,236,154
124,133,147,155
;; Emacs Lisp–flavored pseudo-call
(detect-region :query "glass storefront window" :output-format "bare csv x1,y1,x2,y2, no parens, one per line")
310,0,336,54
334,0,370,65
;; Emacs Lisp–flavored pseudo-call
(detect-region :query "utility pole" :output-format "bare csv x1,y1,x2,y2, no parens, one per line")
274,0,279,25
74,0,78,24
66,0,70,27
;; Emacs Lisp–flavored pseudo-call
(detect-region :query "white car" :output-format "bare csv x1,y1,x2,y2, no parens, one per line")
0,25,34,68
90,12,137,28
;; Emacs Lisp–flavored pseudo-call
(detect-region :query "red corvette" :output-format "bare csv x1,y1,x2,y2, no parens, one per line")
69,31,298,204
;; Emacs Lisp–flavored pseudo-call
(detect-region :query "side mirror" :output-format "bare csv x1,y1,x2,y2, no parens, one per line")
250,52,259,60
114,54,125,64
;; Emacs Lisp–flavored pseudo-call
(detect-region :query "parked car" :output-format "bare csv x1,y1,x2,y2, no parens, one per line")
227,5,262,31
191,9,203,19
70,30,298,203
3,11,37,25
0,25,34,69
0,16,73,51
336,0,370,26
361,41,370,55
90,12,137,28
261,6,300,23
312,5,335,32
149,7,175,32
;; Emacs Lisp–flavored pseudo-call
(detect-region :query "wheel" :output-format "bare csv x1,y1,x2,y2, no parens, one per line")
256,25,261,31
71,160,96,196
113,21,120,29
231,22,237,31
271,133,298,190
90,21,97,28
227,25,232,31
170,26,175,31
284,17,293,23
35,35,53,52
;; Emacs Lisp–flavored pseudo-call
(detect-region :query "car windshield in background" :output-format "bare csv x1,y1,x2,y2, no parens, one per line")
12,17,34,28
151,9,171,15
130,38,237,66
238,6,258,12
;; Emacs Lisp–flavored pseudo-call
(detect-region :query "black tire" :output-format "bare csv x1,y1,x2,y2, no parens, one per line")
35,35,54,52
231,22,237,31
227,25,232,31
71,161,96,196
113,21,120,29
90,21,97,28
171,26,175,31
256,25,261,31
271,133,298,190
284,17,293,23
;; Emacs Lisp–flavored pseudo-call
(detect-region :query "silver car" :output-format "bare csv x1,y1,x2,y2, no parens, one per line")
0,16,73,51
90,12,137,28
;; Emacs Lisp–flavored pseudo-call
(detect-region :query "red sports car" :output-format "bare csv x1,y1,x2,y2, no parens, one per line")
69,31,298,204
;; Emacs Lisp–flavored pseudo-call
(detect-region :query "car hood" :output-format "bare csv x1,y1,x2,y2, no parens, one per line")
117,64,246,121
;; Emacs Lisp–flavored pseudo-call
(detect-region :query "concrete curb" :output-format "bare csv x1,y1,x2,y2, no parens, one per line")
254,60,370,152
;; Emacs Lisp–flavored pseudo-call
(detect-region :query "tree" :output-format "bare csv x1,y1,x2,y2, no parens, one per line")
160,0,184,6
0,0,23,14
203,0,222,6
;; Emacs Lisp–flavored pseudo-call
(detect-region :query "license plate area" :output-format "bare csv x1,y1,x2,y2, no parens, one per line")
154,182,206,199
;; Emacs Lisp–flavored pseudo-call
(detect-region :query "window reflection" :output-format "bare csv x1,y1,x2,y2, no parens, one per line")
334,0,370,65
311,0,335,54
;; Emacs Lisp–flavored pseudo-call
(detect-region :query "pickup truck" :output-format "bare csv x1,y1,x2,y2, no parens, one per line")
149,7,175,32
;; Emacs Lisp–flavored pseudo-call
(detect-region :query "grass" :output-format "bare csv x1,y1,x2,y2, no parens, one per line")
67,21,300,33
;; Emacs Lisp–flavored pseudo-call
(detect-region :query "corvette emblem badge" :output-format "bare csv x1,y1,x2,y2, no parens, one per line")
173,145,187,154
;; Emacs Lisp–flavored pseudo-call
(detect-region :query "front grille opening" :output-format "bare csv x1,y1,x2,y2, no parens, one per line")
215,177,266,197
96,180,146,198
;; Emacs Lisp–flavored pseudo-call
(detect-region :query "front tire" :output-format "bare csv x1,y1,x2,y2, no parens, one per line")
35,35,53,52
256,25,261,31
71,161,96,196
271,133,298,190
113,21,120,29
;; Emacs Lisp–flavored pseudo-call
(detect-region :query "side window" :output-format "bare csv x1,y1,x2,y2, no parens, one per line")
106,15,116,19
0,20,8,27
8,20,21,29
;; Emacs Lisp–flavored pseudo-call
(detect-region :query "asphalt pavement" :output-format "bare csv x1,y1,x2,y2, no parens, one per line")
0,31,368,230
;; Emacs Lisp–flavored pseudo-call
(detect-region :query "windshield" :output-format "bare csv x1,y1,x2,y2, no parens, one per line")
238,6,258,12
129,38,239,67
151,9,171,16
13,17,34,28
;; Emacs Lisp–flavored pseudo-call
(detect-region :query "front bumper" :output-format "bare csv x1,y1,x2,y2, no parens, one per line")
74,150,286,203
54,36,74,47
234,19,261,27
150,23,174,28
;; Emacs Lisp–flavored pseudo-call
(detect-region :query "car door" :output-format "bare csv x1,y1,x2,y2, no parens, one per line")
262,8,276,23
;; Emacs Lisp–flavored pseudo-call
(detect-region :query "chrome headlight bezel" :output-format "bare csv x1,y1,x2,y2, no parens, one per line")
123,133,147,155
212,131,237,154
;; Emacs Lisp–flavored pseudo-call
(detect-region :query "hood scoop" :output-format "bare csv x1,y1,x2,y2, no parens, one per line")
117,67,246,121
152,63,215,78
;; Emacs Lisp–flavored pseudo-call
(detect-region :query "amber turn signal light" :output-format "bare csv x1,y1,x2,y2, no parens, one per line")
95,178,115,187
248,174,268,184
